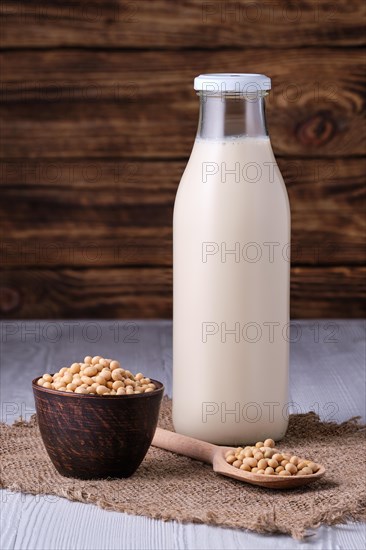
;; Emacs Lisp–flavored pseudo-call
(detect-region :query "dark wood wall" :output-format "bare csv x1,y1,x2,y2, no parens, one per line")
1,1,365,319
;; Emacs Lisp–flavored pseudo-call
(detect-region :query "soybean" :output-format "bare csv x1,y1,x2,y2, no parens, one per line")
37,356,158,397
225,438,321,478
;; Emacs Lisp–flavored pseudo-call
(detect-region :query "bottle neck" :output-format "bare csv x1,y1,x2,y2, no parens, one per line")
196,92,268,140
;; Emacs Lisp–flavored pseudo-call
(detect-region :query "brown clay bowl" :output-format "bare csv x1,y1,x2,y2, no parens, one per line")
32,377,164,479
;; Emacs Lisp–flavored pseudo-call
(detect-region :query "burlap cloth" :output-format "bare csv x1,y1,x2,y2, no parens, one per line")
1,398,365,540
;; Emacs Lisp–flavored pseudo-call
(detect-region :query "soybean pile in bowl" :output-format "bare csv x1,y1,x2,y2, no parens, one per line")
32,356,164,479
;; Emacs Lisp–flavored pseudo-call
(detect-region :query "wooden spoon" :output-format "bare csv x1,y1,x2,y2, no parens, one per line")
152,428,325,489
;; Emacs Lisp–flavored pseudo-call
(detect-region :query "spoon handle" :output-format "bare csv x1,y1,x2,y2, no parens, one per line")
152,427,216,464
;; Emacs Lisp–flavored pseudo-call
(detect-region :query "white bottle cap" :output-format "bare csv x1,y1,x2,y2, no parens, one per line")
194,73,271,94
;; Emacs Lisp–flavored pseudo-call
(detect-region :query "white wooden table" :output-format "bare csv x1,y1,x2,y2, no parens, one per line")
1,320,365,550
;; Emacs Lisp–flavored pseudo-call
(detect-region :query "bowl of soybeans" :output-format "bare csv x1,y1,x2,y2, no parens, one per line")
32,356,164,479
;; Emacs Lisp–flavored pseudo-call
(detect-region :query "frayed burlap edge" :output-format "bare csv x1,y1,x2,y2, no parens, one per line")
1,398,365,540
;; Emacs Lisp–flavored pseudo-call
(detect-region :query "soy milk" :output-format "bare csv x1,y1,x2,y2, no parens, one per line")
173,75,291,444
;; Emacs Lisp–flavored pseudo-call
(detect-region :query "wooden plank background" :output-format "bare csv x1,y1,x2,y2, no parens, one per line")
1,0,365,319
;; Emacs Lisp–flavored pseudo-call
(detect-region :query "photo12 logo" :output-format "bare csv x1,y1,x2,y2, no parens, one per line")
202,241,290,263
202,321,340,344
202,161,278,183
201,400,340,423
1,321,140,344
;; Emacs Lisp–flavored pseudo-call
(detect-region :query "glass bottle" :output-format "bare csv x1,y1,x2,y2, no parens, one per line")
173,74,290,444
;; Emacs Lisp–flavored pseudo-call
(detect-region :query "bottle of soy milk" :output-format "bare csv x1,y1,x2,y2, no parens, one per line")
173,74,290,444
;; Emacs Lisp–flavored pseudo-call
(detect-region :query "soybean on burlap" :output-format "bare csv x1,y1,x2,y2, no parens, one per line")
1,398,365,540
